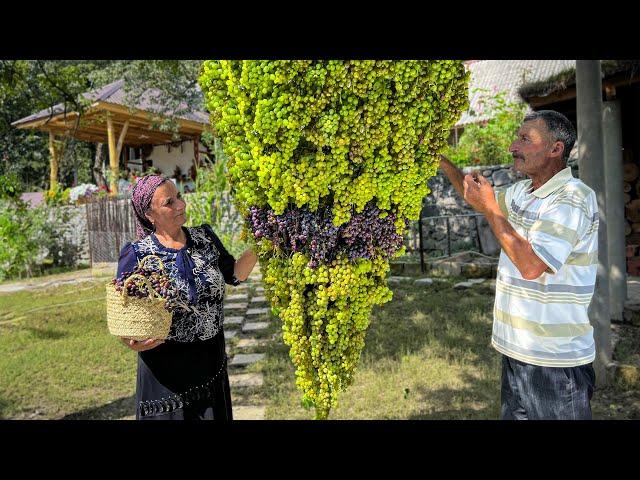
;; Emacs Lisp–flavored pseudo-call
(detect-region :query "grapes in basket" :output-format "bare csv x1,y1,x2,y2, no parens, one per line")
111,264,177,312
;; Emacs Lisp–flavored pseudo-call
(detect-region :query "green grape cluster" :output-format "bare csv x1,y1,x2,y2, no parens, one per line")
263,252,392,418
199,60,469,418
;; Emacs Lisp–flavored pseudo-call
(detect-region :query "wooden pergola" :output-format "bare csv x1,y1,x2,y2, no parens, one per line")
12,80,212,196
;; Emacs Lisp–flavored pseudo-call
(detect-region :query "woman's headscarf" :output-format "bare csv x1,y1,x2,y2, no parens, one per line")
131,174,167,240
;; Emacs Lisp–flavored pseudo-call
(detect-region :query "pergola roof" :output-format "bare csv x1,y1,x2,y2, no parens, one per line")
11,79,212,146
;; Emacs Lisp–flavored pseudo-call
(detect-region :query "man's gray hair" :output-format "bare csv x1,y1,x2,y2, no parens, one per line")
523,110,576,162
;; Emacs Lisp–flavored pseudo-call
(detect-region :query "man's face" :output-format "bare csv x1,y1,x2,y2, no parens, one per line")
509,119,556,175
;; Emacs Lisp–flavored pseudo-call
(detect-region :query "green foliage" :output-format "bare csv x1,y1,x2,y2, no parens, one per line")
44,184,71,206
0,173,23,199
445,88,527,167
185,136,248,258
0,198,80,281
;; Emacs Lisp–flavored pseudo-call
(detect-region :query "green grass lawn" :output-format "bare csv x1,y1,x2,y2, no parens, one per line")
262,279,503,419
0,279,137,419
261,279,640,420
1,274,638,420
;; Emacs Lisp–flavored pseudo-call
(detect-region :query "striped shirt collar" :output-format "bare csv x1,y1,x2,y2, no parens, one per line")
525,167,574,199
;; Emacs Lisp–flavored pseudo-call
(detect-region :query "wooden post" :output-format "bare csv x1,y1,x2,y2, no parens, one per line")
107,114,118,196
194,136,200,168
48,131,59,192
576,60,613,386
116,120,129,162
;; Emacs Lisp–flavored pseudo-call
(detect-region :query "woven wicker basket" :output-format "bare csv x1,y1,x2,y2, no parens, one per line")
106,256,172,340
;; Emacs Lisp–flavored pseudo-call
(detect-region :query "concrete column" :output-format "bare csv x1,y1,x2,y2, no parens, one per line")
576,60,613,386
603,100,626,321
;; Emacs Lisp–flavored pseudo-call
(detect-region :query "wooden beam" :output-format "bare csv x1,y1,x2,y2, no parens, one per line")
48,131,59,192
96,102,210,133
527,71,640,108
16,105,210,142
106,114,118,196
45,123,178,146
528,87,577,107
116,120,130,161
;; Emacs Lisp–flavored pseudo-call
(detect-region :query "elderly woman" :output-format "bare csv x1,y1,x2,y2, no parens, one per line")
116,174,258,420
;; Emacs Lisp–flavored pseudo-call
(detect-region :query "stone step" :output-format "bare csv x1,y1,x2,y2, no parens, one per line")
224,330,237,340
246,307,269,317
387,276,414,285
229,353,265,368
254,286,264,294
242,322,269,333
229,372,264,388
233,405,265,420
250,296,267,303
227,293,249,301
224,302,248,311
236,338,269,349
224,316,244,327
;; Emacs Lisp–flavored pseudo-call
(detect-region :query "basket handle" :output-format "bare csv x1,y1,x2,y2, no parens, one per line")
122,274,162,303
137,254,166,273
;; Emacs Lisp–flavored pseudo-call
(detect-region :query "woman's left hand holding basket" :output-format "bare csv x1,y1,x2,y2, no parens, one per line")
120,337,165,352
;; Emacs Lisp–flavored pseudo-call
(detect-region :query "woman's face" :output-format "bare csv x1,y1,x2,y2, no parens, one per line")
146,181,187,232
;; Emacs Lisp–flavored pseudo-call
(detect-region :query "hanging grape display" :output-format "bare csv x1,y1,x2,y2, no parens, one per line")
199,60,469,418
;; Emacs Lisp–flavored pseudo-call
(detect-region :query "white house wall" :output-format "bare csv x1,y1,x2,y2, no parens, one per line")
148,141,196,177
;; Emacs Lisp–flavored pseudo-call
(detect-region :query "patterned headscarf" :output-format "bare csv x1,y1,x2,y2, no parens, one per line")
131,174,167,240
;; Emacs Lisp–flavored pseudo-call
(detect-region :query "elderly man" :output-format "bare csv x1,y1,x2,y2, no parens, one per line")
439,110,597,420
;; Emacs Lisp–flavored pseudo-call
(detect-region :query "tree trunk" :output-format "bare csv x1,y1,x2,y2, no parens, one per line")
93,143,106,188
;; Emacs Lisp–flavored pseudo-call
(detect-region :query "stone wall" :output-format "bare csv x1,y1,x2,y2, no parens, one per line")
48,204,91,264
415,164,526,256
413,159,579,257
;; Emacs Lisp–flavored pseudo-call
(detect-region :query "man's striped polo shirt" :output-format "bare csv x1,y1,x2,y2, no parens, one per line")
492,167,598,367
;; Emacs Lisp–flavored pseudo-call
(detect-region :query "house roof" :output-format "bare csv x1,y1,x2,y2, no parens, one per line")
12,79,210,128
517,60,640,99
11,79,211,146
456,60,576,127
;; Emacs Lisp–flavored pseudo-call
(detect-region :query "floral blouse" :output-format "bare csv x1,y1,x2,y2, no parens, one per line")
117,224,240,343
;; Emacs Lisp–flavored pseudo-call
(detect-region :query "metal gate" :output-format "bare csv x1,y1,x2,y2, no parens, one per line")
85,197,137,265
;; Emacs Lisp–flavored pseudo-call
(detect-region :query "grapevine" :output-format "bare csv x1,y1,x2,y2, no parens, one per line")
199,60,469,418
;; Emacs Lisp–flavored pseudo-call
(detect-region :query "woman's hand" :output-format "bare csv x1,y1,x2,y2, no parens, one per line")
120,337,165,352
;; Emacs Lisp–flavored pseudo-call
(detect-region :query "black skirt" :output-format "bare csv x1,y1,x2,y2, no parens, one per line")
135,332,233,420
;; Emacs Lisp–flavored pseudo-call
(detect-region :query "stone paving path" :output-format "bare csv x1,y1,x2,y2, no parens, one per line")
223,268,271,420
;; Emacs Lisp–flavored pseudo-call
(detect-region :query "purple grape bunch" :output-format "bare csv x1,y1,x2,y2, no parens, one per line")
248,201,406,268
112,264,178,312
